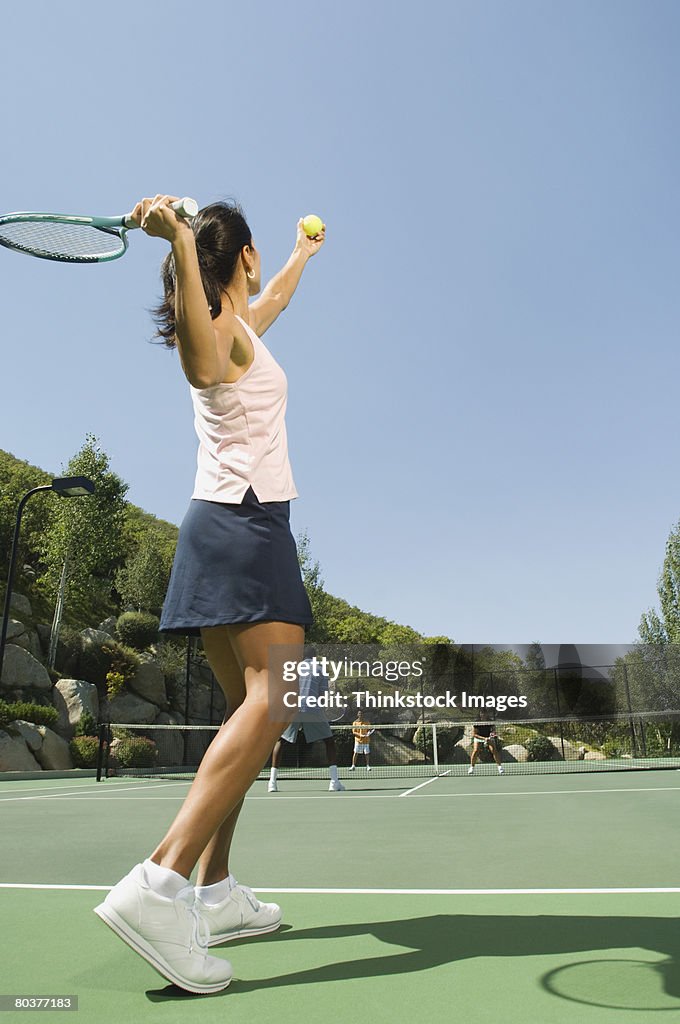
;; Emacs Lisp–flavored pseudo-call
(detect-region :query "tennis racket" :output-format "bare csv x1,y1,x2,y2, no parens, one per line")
0,197,198,264
328,699,349,725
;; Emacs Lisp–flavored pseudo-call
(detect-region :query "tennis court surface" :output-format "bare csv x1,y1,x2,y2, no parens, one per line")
2,768,680,1023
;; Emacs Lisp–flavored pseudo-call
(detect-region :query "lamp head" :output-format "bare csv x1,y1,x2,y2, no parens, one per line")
51,476,95,497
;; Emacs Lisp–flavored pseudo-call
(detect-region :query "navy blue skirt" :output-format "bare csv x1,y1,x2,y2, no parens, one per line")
159,487,313,635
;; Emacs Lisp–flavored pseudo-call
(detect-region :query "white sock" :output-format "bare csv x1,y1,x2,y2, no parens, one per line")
270,767,278,783
329,764,339,783
195,877,232,906
143,859,189,899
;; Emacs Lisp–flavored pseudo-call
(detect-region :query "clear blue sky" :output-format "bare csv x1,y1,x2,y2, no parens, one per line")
2,0,678,643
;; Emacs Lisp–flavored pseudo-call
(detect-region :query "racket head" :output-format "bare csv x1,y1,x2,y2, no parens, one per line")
0,213,128,263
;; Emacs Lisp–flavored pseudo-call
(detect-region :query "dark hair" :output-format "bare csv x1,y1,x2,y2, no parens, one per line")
152,200,252,347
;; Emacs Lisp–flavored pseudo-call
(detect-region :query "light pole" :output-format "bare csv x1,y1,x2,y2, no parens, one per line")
0,476,95,681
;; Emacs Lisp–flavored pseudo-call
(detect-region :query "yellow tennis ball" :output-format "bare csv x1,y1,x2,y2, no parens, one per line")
302,214,325,237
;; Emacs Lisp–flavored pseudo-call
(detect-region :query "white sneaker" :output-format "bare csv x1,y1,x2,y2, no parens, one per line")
267,781,278,793
366,766,371,771
498,766,504,775
329,780,346,791
349,765,355,771
197,882,282,946
468,766,474,775
94,863,232,994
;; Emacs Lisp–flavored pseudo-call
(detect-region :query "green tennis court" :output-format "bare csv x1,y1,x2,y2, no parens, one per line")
2,769,680,1023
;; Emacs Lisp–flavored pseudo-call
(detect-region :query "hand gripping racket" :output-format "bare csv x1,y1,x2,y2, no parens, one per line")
0,197,198,264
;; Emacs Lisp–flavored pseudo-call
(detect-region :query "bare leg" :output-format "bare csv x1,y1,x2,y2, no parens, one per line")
196,798,245,886
323,736,339,765
150,621,304,879
271,738,286,768
195,628,246,886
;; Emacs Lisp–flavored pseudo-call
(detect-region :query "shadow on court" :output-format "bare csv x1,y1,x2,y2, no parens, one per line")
146,914,680,1006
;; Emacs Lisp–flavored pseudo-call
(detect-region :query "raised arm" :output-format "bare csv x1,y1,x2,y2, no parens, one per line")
131,194,238,388
248,218,326,336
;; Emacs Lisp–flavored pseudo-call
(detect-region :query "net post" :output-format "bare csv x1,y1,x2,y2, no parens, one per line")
622,663,638,757
103,723,112,779
96,722,105,782
557,718,566,759
432,722,439,773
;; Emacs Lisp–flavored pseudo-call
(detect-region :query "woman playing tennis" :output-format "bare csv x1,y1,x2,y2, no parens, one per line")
94,194,325,993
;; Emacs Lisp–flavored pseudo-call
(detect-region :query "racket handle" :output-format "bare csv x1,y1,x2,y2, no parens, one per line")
124,197,198,230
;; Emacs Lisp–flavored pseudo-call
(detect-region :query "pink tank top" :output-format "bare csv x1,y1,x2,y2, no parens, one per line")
190,315,298,503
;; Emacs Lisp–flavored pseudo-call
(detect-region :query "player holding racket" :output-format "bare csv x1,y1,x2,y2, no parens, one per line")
468,711,504,775
268,654,346,792
94,195,325,993
350,714,374,770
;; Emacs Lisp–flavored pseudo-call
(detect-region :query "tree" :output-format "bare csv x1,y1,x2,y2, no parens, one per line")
524,642,546,672
378,623,423,648
332,612,381,645
115,526,174,613
296,530,333,642
640,520,680,645
521,642,553,717
0,450,52,584
470,646,525,706
38,434,128,613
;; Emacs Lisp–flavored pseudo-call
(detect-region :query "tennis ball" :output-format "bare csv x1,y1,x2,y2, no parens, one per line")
302,214,325,237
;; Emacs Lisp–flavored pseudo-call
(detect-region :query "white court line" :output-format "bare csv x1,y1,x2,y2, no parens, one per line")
0,783,101,796
0,778,185,796
250,784,680,801
0,781,191,803
2,783,679,804
400,771,451,797
0,793,410,802
0,883,111,891
1,883,678,895
395,785,680,799
16,785,678,802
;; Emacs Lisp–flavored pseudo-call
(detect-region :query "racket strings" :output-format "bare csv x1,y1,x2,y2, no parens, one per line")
0,220,125,261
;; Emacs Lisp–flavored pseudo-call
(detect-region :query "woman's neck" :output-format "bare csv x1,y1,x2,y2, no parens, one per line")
223,282,249,321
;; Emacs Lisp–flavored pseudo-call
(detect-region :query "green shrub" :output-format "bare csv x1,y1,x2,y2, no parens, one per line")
115,736,157,768
155,638,186,677
0,699,59,729
69,735,100,768
74,712,98,737
602,739,624,758
107,642,140,683
116,612,160,651
111,727,135,740
79,638,140,691
106,671,126,701
526,735,557,762
79,641,114,688
413,724,434,758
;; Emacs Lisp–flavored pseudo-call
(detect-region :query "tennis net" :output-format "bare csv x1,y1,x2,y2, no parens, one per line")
98,713,680,780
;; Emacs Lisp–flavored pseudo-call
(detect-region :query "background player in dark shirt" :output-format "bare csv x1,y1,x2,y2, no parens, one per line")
469,711,504,775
